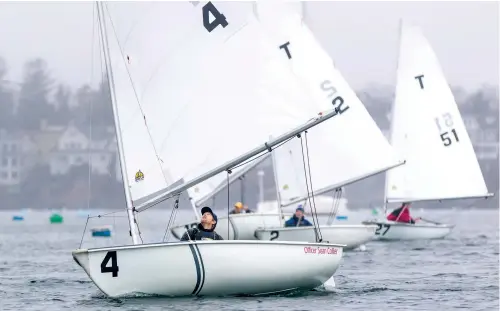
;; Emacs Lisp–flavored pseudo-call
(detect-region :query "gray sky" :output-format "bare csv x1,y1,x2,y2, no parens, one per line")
0,1,497,92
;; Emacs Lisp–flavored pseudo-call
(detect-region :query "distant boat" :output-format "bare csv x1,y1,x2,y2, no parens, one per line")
363,21,492,240
91,226,112,237
12,215,24,221
50,213,63,224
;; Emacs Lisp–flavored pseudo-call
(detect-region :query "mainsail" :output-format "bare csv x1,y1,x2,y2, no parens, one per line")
385,21,491,203
100,2,342,219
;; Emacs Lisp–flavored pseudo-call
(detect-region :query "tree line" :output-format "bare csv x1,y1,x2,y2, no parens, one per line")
1,57,498,134
0,57,113,133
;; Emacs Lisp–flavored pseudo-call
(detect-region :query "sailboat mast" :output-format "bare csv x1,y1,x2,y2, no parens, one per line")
96,1,141,245
270,137,284,226
383,18,404,216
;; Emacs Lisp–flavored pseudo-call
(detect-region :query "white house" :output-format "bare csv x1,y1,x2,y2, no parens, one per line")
49,124,118,176
0,130,36,188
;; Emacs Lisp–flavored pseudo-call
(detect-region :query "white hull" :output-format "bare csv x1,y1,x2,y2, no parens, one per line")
362,220,454,240
257,196,349,215
254,225,377,250
171,213,291,240
73,240,344,298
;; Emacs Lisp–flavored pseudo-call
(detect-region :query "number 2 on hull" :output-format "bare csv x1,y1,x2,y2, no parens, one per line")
270,230,279,241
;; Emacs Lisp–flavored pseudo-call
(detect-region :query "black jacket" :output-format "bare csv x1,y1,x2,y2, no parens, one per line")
180,224,223,241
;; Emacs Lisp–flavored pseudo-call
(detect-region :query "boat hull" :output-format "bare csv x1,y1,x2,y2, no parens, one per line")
254,225,376,250
72,240,344,298
362,220,454,240
170,213,290,240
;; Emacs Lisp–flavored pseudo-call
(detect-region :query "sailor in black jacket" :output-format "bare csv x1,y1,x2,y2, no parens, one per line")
180,206,223,241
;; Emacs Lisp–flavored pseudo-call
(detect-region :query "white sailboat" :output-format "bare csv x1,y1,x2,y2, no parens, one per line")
73,2,344,297
363,21,493,240
251,5,405,250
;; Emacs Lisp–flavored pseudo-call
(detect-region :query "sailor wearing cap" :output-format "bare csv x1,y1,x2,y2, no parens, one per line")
180,206,223,241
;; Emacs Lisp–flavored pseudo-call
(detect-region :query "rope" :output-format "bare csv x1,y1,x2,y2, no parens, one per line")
79,216,90,249
162,195,180,242
103,3,168,186
299,133,322,242
86,2,96,216
227,171,231,238
303,131,322,239
135,211,144,243
326,188,343,225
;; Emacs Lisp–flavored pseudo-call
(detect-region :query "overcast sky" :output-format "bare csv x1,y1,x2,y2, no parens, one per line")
0,1,497,92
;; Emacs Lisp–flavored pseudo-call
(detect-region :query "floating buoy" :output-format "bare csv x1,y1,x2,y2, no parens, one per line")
12,215,24,221
91,227,112,237
50,213,63,224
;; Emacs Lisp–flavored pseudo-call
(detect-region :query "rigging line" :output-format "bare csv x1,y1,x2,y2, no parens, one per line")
304,131,322,241
135,211,144,243
89,215,128,218
165,201,179,242
79,216,90,249
86,1,97,222
299,135,320,241
227,171,230,239
166,194,181,239
327,188,342,225
163,195,180,242
327,190,337,225
103,3,169,186
88,208,127,218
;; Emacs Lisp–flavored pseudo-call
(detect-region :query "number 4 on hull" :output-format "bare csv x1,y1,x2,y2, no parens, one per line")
202,2,228,33
101,251,119,277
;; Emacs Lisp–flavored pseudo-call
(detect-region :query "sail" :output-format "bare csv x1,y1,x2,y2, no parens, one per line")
253,5,404,206
102,2,332,208
385,22,490,203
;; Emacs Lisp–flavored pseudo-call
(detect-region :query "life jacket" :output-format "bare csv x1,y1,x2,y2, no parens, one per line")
387,205,413,223
185,224,223,240
284,215,313,227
